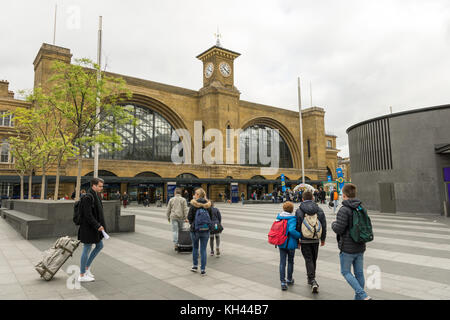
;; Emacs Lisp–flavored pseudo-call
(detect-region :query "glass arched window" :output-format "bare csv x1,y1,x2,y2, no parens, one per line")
85,170,117,176
135,172,161,178
1,139,10,163
85,104,181,162
176,173,198,179
239,125,293,168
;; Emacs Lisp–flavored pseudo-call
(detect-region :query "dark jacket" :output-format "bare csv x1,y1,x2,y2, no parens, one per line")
187,198,212,232
295,200,327,243
320,190,326,200
210,207,223,234
331,198,366,254
77,188,106,244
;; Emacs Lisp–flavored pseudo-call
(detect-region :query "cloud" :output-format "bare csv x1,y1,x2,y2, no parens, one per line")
1,0,449,158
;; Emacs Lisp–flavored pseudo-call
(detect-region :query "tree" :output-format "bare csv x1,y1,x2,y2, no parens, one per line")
22,88,76,200
45,58,136,200
7,123,40,200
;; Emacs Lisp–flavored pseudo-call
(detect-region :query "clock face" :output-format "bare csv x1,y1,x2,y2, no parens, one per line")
219,62,231,77
205,62,214,78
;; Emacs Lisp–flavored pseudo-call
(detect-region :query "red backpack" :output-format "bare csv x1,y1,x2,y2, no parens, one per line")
268,219,288,246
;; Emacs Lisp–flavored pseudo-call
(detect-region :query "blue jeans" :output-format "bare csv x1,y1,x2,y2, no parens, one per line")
339,252,368,300
171,219,184,244
190,231,210,270
333,200,339,213
80,240,103,274
279,248,295,283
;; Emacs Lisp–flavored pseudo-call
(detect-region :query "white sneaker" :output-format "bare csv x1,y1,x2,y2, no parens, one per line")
78,274,95,282
85,269,95,279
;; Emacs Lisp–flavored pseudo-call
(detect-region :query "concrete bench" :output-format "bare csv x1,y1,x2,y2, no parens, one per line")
0,209,47,239
1,200,135,240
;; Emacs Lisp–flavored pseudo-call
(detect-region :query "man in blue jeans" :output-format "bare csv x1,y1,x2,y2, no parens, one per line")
187,188,212,276
77,178,106,282
331,183,372,300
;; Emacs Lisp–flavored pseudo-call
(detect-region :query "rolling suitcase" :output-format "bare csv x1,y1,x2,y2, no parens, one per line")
177,227,192,252
35,236,81,281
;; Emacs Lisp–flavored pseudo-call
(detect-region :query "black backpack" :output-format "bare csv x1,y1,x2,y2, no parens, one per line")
73,193,94,225
209,208,223,234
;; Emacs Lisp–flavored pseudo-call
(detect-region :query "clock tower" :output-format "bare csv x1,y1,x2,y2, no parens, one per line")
196,38,242,167
196,40,240,91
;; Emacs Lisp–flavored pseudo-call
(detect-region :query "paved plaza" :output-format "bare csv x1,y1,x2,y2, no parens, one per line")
1,202,450,300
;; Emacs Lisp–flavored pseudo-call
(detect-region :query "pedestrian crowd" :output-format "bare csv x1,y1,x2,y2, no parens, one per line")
269,183,373,300
73,179,372,300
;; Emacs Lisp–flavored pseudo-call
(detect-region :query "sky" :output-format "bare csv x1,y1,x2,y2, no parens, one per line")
1,0,450,157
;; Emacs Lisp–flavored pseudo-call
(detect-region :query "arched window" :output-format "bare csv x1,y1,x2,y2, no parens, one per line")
85,170,117,176
226,124,231,149
0,139,10,163
326,167,333,180
250,175,266,180
135,172,161,178
240,124,293,168
85,104,181,162
176,173,199,179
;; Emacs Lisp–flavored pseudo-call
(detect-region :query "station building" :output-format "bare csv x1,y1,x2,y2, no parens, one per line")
0,42,340,203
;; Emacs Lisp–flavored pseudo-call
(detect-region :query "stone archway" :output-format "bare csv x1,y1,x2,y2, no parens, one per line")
240,117,301,169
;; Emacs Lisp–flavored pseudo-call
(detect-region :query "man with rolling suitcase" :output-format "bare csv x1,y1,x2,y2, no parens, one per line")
167,188,189,251
77,178,107,282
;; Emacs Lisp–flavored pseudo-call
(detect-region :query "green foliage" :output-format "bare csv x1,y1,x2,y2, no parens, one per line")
10,57,137,200
46,58,136,154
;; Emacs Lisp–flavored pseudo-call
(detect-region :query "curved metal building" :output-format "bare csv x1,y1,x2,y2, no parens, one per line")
347,104,450,215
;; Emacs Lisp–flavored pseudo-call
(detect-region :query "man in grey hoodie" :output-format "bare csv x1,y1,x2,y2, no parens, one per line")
167,188,189,250
295,190,327,293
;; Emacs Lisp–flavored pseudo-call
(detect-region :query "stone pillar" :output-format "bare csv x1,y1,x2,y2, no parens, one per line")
33,43,72,90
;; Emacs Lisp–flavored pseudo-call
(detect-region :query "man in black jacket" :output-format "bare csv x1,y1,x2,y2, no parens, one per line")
331,183,372,300
78,178,106,283
295,191,327,293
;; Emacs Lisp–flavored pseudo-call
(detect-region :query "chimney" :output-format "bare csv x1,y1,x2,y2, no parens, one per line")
0,80,14,98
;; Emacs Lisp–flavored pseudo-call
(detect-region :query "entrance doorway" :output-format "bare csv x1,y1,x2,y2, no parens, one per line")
379,182,396,213
178,184,202,203
129,184,164,204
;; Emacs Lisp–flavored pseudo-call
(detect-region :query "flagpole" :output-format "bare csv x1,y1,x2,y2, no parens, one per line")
53,4,57,45
298,77,305,185
94,16,102,179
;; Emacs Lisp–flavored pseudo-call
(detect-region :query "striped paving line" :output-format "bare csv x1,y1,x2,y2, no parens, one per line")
370,236,450,252
215,210,449,231
222,212,450,234
0,219,98,300
220,238,449,300
133,207,439,229
134,211,450,244
132,223,449,300
214,205,432,221
101,234,311,300
133,213,450,272
215,206,434,224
